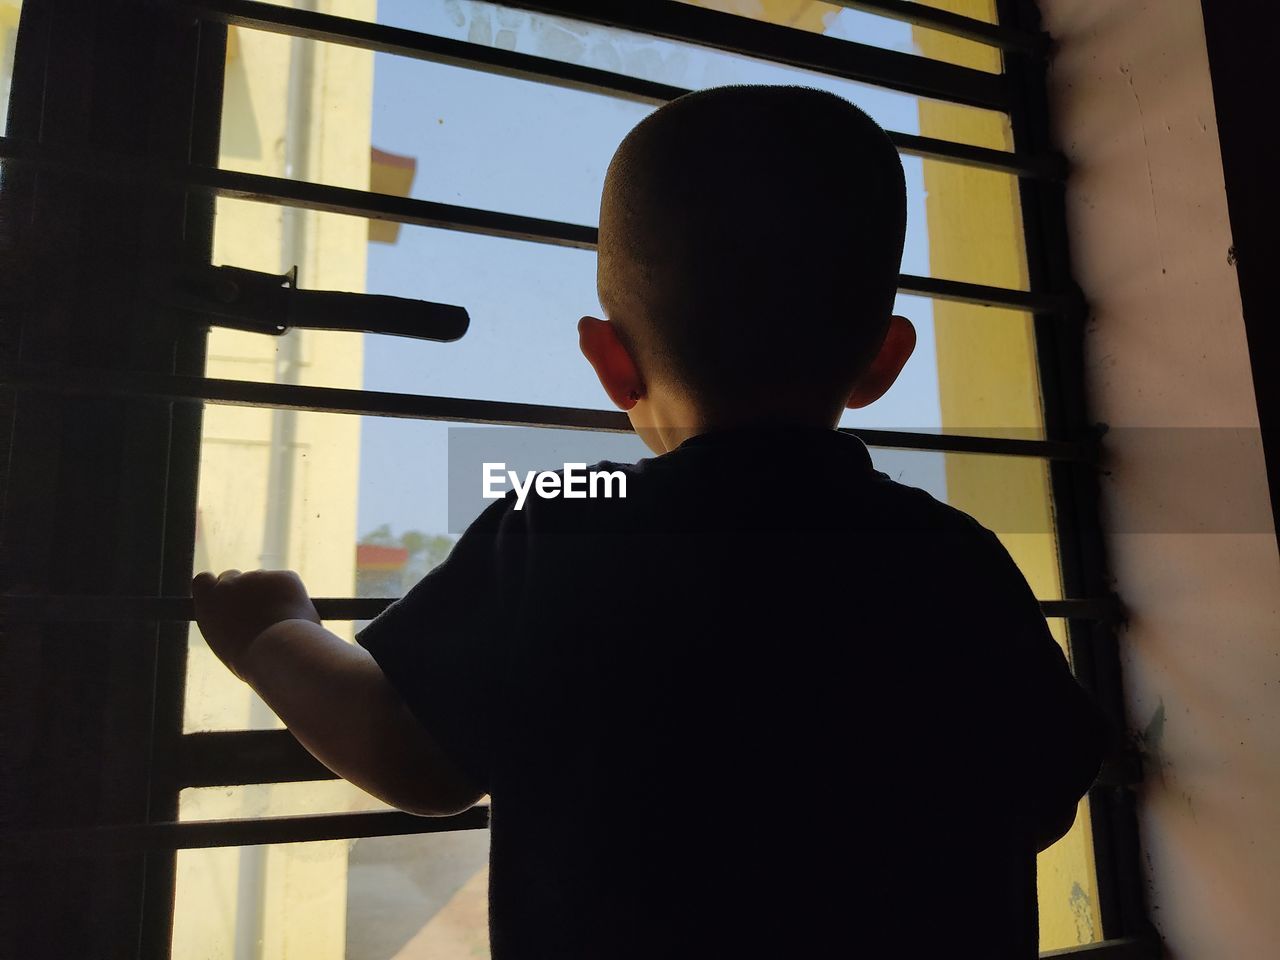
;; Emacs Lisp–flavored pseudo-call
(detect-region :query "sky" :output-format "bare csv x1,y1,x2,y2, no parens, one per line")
353,0,948,540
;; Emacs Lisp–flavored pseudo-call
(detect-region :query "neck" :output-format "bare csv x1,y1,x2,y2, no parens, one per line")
630,388,845,455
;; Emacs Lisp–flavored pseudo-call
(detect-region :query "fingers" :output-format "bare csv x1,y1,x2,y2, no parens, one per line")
192,569,241,596
191,569,310,600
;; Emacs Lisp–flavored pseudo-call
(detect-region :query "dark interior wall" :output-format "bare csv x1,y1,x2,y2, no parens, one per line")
1199,0,1280,542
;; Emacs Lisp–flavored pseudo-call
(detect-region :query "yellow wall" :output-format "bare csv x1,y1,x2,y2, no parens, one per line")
1,1,21,138
175,5,377,957
913,1,1104,950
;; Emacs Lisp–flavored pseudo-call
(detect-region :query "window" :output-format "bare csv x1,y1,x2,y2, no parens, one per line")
1,1,1150,957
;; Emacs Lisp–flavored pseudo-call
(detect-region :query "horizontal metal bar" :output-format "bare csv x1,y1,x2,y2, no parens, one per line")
176,730,338,788
1039,597,1124,621
0,136,596,248
176,0,687,106
99,104,1071,189
170,2,1068,179
888,130,1066,181
3,594,1116,626
182,725,1135,795
1093,751,1145,791
3,135,1067,281
850,427,1086,459
196,164,599,249
0,361,629,426
1040,937,1162,960
0,807,490,860
828,0,1048,56
164,2,1061,181
0,595,395,623
178,0,1009,111
173,666,1135,794
192,167,1070,312
1,136,1047,297
902,274,1068,313
0,363,1096,460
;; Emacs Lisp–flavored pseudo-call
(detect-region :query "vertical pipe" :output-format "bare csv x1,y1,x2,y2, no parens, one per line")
235,4,316,957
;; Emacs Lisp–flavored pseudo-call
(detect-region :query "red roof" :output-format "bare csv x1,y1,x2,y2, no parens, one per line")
356,544,409,569
370,146,417,170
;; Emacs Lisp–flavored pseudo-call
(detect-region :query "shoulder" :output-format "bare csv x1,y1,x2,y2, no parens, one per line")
864,471,1031,588
867,469,995,539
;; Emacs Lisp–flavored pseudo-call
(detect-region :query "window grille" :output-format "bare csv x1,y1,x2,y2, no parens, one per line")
0,1,1153,956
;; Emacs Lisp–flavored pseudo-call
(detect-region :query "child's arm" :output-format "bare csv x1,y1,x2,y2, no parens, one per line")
191,569,484,816
1027,683,1111,853
968,527,1115,855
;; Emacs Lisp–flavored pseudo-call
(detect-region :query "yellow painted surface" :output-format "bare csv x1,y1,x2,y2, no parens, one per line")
184,13,372,723
1,0,21,141
913,1,1103,950
368,149,417,244
174,4,376,957
685,0,838,32
682,0,1001,74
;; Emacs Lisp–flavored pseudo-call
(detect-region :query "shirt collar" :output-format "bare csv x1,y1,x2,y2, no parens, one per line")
671,424,875,472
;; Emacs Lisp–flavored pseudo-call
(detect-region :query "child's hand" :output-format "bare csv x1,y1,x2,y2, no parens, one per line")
191,569,322,682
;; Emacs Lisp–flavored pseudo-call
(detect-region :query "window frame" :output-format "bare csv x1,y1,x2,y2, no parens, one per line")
0,0,1152,956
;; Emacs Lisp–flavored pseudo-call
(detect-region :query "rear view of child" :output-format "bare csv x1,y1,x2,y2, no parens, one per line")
194,84,1113,958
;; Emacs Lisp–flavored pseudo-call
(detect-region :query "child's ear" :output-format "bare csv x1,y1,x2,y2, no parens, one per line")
578,316,644,411
845,314,916,409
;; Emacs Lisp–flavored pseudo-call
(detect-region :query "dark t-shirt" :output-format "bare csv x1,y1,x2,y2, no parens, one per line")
355,425,1111,958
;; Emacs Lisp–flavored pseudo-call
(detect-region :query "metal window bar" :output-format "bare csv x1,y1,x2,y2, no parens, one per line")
159,707,1144,795
825,0,1048,55
995,0,1153,948
176,0,1010,110
1,808,493,860
0,593,1122,624
165,0,1065,178
0,814,1158,960
184,0,1055,65
0,0,1150,956
0,362,1095,459
0,136,1072,311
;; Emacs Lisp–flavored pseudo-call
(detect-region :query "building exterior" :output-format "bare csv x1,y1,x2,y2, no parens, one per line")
175,9,378,958
0,1,17,136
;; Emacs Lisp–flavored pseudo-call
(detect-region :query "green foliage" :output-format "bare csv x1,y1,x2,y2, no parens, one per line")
360,522,396,547
359,524,456,568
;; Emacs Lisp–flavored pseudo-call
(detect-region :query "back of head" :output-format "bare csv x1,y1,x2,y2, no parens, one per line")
598,84,907,415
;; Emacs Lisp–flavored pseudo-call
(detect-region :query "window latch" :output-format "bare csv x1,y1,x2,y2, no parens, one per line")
159,264,469,342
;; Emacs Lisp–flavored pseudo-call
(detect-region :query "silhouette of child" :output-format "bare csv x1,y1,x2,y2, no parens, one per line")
194,84,1113,959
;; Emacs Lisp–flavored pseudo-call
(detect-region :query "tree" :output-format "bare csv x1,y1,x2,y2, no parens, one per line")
359,525,456,572
359,523,396,547
399,530,455,571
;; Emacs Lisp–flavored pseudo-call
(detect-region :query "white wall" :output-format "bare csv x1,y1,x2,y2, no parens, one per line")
1038,1,1280,957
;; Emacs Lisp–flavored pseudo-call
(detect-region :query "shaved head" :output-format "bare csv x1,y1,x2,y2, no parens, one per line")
597,84,907,414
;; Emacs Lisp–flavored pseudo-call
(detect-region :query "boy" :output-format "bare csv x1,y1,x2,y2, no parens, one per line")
194,85,1113,957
